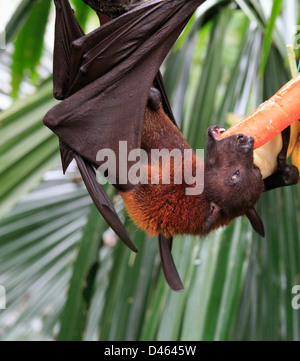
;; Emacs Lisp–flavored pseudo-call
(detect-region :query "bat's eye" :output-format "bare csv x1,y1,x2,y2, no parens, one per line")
230,170,240,183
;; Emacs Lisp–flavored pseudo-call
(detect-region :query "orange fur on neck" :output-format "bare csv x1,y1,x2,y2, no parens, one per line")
120,106,207,236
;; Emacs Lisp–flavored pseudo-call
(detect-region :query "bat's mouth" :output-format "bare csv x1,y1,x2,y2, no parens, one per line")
207,126,225,140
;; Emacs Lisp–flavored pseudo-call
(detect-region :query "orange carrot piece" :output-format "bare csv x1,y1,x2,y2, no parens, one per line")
218,73,300,149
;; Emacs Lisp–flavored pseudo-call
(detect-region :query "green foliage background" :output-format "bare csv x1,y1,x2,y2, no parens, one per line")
0,0,299,341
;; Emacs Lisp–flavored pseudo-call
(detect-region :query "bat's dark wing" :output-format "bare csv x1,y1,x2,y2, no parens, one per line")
60,141,138,252
75,155,138,251
49,0,140,252
44,0,205,184
154,71,176,126
53,0,84,100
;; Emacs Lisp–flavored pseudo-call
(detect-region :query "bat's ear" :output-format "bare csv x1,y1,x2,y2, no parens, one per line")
158,234,184,292
246,207,265,237
204,202,221,233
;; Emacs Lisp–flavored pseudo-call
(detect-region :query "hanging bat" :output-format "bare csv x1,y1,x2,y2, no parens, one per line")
44,0,297,291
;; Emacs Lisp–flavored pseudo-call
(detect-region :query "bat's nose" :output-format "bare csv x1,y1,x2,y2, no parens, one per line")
248,136,254,145
236,134,253,143
235,134,254,151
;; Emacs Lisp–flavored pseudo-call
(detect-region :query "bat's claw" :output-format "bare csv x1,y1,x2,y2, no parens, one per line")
148,87,162,111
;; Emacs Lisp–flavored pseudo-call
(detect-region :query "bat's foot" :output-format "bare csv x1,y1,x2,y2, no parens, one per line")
264,125,299,191
280,164,299,185
264,164,299,191
148,87,162,111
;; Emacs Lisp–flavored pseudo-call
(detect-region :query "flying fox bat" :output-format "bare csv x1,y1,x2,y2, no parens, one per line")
44,0,291,291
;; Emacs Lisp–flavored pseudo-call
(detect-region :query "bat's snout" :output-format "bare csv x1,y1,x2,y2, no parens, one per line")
235,134,254,152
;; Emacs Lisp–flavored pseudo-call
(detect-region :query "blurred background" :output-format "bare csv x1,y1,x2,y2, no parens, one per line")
0,0,300,341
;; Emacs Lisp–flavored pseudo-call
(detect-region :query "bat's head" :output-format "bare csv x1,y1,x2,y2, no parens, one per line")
203,126,265,236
